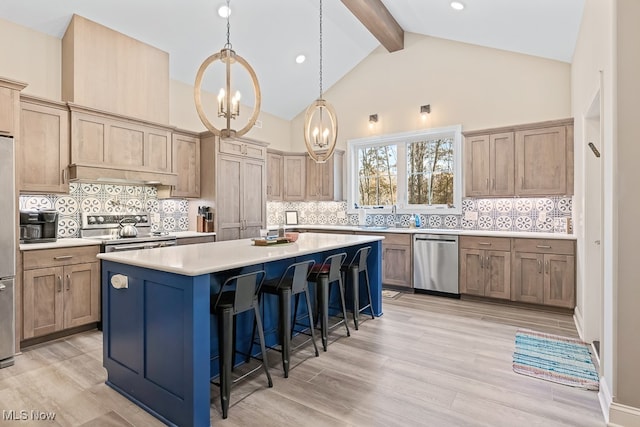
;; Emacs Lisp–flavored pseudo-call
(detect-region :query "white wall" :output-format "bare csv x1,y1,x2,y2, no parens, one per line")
290,32,572,151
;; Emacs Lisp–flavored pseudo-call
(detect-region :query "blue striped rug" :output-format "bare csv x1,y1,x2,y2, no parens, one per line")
513,329,599,390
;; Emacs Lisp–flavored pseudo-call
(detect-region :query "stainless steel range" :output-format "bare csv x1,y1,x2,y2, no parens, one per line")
81,212,177,252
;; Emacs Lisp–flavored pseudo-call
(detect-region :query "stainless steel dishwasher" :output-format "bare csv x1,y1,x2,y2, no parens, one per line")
413,234,459,297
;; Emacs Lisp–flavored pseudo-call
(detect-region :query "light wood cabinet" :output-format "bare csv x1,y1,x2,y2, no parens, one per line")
283,155,306,201
168,131,200,198
464,132,514,197
515,125,574,196
19,96,70,193
0,78,27,136
67,104,177,186
512,238,575,308
356,232,412,288
266,150,283,201
463,119,573,197
22,246,100,340
199,134,267,241
306,150,344,201
459,236,511,299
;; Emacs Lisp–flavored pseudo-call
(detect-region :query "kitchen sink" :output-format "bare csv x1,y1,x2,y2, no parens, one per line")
359,225,389,230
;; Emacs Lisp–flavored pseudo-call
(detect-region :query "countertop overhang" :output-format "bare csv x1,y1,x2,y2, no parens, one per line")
98,232,384,276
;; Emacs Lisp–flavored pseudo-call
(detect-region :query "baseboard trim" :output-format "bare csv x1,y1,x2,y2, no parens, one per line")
573,305,585,340
609,402,640,427
599,377,613,424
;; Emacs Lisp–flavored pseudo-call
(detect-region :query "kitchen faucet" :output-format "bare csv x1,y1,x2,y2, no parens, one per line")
391,205,400,227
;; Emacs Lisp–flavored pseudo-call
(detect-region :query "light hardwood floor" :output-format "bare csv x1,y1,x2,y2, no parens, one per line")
0,294,604,426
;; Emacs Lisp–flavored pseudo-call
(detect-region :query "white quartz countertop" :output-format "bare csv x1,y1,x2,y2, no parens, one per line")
289,224,576,240
20,238,102,251
97,232,385,276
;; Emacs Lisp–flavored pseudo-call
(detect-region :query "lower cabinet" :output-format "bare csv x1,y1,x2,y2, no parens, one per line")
22,246,100,340
176,235,216,245
512,238,575,308
459,236,511,299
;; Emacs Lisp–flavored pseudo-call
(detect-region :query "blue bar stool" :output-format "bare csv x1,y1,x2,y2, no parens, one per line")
341,246,375,330
210,270,272,419
305,252,350,351
253,259,319,378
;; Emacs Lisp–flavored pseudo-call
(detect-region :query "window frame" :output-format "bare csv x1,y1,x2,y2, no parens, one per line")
346,125,462,215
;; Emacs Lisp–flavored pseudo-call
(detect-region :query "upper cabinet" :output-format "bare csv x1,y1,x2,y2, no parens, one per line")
283,154,306,201
266,150,283,201
306,150,344,201
19,96,70,194
463,119,573,197
160,130,200,198
515,125,574,196
0,78,27,136
67,104,177,186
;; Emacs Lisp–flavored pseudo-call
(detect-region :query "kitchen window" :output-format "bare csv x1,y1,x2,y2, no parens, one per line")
347,125,462,214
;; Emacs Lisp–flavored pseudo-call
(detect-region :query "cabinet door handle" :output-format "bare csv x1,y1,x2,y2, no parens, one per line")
479,242,492,246
54,255,73,261
57,275,63,292
521,176,524,187
492,178,495,190
62,169,67,184
486,178,489,189
536,245,551,249
545,260,549,274
537,260,542,274
66,274,71,291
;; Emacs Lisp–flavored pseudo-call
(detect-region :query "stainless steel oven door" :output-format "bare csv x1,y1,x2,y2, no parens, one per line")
104,240,177,253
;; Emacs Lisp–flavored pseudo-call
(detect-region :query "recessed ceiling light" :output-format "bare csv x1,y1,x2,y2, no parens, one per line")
218,5,231,18
295,54,306,64
450,1,465,11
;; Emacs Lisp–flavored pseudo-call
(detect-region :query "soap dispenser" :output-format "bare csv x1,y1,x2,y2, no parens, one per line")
414,214,422,228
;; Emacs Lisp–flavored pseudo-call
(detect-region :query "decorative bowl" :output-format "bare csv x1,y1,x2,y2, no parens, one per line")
285,232,299,242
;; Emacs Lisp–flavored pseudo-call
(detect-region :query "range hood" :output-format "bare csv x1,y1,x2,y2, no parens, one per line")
68,163,177,186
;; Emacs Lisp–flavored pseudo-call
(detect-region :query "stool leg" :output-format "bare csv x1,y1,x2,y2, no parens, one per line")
291,293,300,337
364,269,375,319
350,266,360,330
303,287,320,357
218,307,233,419
279,289,292,378
318,275,329,351
337,276,351,337
253,303,273,388
247,294,260,363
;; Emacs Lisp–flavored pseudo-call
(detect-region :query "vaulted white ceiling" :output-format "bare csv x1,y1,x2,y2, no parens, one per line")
0,0,585,120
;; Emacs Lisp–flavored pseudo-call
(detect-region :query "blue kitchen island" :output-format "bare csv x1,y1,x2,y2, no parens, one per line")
98,232,384,427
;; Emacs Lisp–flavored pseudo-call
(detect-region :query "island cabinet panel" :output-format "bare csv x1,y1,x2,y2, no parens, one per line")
19,97,70,193
22,246,100,340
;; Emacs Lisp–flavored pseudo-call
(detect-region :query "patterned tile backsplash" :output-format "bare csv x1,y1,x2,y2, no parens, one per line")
268,196,573,234
19,183,189,238
21,183,573,239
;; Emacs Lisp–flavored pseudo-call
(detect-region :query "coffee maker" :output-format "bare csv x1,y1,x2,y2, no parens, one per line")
19,210,58,243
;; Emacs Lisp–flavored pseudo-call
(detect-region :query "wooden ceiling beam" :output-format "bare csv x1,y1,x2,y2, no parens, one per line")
341,0,404,52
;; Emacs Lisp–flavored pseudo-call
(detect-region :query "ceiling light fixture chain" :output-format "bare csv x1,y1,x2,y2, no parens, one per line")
225,0,232,49
303,0,338,164
194,0,261,138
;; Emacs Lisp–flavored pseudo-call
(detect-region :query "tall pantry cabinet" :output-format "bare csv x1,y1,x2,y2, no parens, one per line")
200,133,267,241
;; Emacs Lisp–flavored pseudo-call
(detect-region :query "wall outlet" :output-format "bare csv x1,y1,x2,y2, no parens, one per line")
539,211,547,222
464,211,478,221
151,212,160,224
337,211,346,219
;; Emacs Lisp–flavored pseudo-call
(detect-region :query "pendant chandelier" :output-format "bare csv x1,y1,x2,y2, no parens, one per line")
303,0,338,163
194,0,261,138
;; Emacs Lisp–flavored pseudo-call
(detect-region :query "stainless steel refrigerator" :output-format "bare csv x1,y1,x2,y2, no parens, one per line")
0,135,15,368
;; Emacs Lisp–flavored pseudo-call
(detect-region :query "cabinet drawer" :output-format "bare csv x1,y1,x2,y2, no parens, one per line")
23,245,100,269
460,236,511,251
512,238,574,255
219,138,266,160
355,232,410,246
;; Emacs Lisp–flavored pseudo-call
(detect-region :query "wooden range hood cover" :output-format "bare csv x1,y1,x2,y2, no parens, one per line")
68,163,177,186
